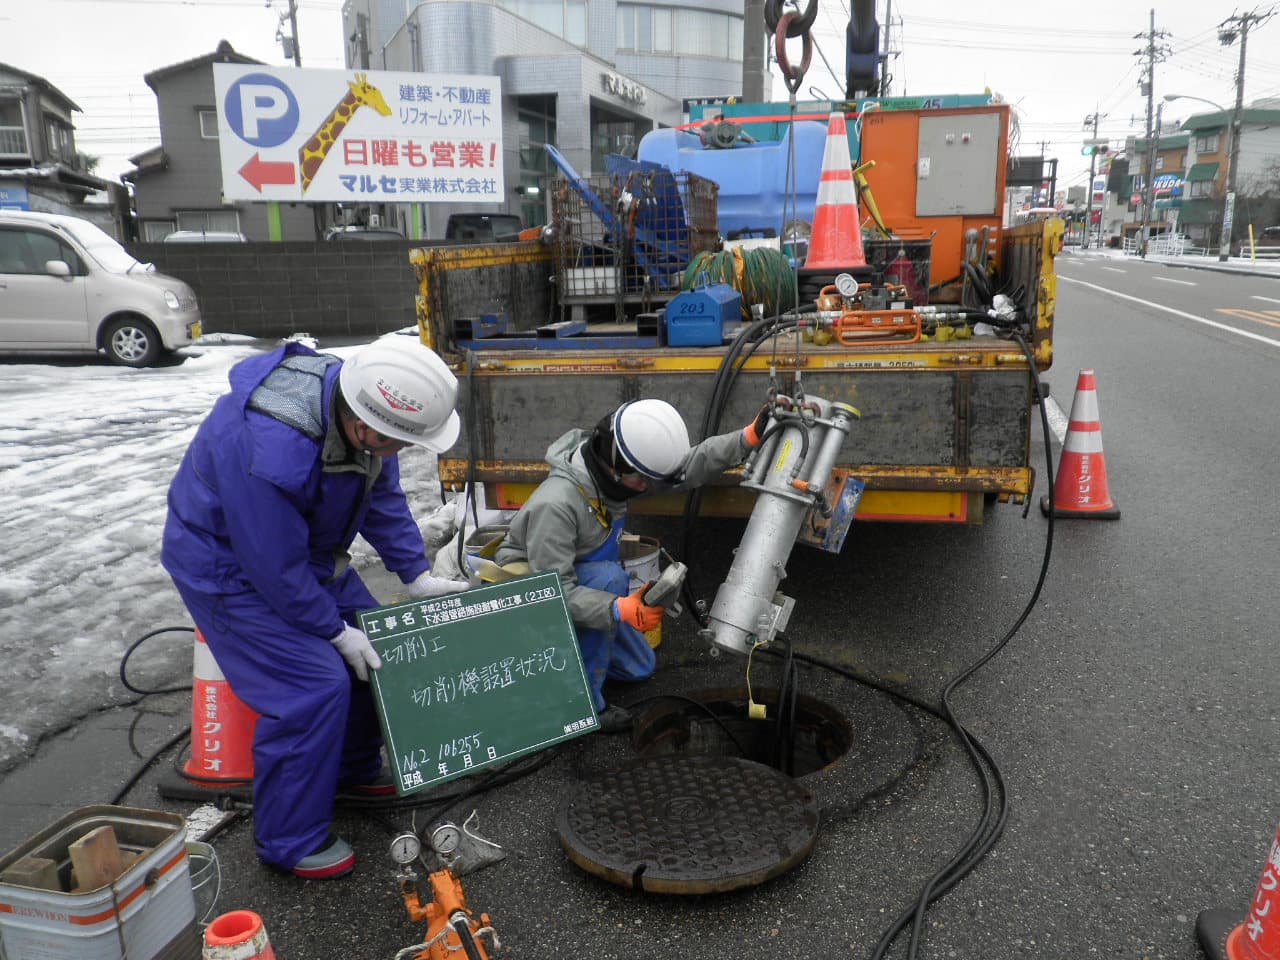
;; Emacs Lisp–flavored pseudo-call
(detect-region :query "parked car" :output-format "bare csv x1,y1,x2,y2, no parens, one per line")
324,225,406,241
0,210,202,366
163,230,248,243
1237,225,1280,256
444,213,524,243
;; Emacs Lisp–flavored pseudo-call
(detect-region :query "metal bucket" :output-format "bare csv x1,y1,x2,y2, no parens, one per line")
620,536,662,648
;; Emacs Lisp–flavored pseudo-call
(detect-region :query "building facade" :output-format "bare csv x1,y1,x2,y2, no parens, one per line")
341,0,759,237
1171,100,1280,250
126,41,318,242
0,62,120,234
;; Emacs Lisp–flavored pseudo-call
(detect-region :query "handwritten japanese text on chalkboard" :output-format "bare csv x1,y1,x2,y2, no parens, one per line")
362,572,597,796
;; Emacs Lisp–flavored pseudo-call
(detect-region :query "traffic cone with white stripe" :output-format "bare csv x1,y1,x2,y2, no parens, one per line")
1040,368,1120,520
203,910,277,959
181,628,258,785
1195,820,1280,960
802,111,867,272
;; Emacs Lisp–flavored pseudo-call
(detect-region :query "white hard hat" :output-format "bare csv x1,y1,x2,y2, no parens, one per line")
339,339,461,451
611,399,690,480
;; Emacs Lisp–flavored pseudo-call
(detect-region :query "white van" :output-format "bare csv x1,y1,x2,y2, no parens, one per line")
0,210,202,366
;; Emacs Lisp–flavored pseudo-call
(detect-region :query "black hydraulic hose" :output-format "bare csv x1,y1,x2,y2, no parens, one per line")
681,312,802,568
452,917,486,960
119,626,194,696
868,328,1056,960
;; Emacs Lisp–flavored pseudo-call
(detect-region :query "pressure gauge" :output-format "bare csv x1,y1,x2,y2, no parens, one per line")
835,273,859,298
430,823,462,857
389,832,422,865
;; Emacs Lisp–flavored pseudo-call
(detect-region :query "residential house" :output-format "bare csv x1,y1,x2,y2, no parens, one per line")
0,62,121,234
1119,126,1189,244
1170,99,1280,250
125,40,317,241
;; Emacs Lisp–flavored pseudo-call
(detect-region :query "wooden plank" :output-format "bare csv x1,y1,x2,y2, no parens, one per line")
0,856,61,892
68,825,126,892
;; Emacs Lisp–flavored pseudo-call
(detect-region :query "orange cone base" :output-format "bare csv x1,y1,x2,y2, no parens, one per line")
203,909,277,960
1040,494,1120,520
1195,907,1248,960
158,771,253,804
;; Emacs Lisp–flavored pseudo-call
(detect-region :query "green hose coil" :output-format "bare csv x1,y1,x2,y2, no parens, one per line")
681,247,797,319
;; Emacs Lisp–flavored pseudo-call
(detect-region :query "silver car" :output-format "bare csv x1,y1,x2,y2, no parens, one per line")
0,210,202,366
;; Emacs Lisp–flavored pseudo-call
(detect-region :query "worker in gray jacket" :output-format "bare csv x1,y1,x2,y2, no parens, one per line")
495,399,769,732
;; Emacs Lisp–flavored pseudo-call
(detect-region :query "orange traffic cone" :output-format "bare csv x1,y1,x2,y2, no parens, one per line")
181,628,258,785
1195,821,1280,960
203,910,277,960
802,111,867,272
1040,368,1119,520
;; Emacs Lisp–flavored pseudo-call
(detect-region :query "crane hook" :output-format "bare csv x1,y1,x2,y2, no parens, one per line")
763,0,818,38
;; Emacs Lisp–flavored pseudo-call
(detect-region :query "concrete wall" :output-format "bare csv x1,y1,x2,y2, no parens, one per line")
129,240,433,339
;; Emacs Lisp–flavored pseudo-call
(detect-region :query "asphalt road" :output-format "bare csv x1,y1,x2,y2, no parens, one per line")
2,261,1278,959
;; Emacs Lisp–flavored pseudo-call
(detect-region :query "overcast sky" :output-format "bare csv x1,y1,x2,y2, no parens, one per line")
1,0,1276,195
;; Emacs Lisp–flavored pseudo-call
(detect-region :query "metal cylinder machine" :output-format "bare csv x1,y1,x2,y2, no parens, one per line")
701,393,860,656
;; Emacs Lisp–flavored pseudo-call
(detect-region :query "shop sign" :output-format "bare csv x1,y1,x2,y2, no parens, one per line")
603,73,646,105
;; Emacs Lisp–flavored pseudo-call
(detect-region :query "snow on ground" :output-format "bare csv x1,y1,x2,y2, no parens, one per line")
0,334,448,773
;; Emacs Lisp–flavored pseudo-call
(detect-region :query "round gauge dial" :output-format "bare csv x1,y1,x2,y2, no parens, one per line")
389,832,422,864
835,273,859,298
431,823,462,856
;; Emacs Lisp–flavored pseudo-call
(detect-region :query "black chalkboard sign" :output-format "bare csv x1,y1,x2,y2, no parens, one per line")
360,571,598,796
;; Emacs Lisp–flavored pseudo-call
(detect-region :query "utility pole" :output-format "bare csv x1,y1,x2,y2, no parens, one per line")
1082,111,1106,249
276,0,302,66
1134,9,1169,258
879,0,892,97
1217,8,1273,260
743,0,766,102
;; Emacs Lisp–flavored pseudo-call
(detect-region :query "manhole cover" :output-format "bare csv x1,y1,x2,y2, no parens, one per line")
557,755,819,894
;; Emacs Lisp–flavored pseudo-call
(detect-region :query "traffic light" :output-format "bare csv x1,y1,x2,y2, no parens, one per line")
1081,140,1110,157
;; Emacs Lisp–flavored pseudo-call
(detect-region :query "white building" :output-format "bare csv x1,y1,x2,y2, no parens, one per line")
340,0,764,236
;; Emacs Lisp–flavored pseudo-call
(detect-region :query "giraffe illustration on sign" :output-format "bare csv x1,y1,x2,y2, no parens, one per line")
298,73,392,193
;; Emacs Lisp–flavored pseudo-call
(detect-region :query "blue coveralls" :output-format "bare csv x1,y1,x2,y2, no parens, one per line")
161,343,431,870
575,517,658,712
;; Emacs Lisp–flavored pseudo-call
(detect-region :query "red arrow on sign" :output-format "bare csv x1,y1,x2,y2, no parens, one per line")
238,153,296,192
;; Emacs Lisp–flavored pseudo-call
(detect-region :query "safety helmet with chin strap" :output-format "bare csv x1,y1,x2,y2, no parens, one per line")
338,337,461,451
609,399,691,480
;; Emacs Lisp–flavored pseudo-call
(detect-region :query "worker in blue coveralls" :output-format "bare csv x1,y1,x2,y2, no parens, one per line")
161,336,468,880
493,399,770,734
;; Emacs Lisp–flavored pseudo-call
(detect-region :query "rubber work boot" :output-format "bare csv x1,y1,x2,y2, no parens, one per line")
337,773,396,799
596,704,633,735
293,833,355,880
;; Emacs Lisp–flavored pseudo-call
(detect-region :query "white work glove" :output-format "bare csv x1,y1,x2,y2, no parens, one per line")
329,624,381,682
406,570,470,598
420,501,459,549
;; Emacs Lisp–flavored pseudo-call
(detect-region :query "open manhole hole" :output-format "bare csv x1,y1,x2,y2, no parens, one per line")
632,686,853,778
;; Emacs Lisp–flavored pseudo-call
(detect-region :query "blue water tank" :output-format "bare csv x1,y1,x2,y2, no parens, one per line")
637,121,828,240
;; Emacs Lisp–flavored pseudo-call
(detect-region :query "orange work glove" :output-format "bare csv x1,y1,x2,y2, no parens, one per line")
743,403,772,448
614,584,663,632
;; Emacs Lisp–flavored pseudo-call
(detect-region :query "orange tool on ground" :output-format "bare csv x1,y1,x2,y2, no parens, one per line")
401,868,498,960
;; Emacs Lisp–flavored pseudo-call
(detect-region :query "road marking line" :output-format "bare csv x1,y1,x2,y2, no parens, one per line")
1218,309,1280,330
1152,276,1197,285
1058,276,1280,348
1252,295,1280,304
1101,266,1126,273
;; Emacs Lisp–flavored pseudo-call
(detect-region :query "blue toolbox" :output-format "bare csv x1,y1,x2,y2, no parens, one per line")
663,283,741,346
